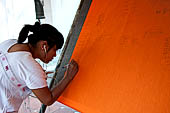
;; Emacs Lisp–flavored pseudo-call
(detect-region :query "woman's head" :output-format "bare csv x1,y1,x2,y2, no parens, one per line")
18,22,64,49
18,22,64,63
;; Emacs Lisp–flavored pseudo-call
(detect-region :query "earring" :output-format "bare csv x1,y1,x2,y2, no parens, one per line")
43,45,47,54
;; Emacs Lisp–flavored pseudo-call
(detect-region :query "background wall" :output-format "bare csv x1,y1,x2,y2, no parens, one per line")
0,0,35,43
58,0,170,113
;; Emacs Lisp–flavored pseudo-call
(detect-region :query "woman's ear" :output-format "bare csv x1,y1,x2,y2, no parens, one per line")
40,41,48,51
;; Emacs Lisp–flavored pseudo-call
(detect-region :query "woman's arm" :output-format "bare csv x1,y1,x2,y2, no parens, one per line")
31,59,79,106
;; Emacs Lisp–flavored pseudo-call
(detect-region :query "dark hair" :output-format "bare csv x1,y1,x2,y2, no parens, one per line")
18,22,64,50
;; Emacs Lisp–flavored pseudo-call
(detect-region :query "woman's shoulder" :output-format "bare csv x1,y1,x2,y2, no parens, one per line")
18,52,42,69
8,51,35,64
8,51,44,74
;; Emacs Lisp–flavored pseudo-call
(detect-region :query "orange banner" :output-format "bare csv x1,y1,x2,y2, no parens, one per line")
59,0,170,113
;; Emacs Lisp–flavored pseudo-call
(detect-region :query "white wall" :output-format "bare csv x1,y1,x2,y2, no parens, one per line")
0,0,36,43
50,0,81,38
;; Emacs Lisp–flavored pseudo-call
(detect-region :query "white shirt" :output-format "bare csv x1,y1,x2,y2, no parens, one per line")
0,39,47,112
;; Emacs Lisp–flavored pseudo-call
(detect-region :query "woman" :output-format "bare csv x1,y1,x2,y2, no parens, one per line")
0,22,79,113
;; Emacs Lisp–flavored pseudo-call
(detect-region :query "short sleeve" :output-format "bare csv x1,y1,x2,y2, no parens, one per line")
26,66,47,89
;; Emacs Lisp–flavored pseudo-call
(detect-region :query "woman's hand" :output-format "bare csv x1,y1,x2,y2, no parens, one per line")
65,59,79,81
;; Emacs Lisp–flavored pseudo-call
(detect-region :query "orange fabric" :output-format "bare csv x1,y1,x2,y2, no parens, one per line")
58,0,170,113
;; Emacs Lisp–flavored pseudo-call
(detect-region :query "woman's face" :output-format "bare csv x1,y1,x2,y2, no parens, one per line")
44,45,58,63
35,41,58,63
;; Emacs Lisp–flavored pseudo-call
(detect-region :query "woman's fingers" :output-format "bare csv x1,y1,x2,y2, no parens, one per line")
67,59,79,80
